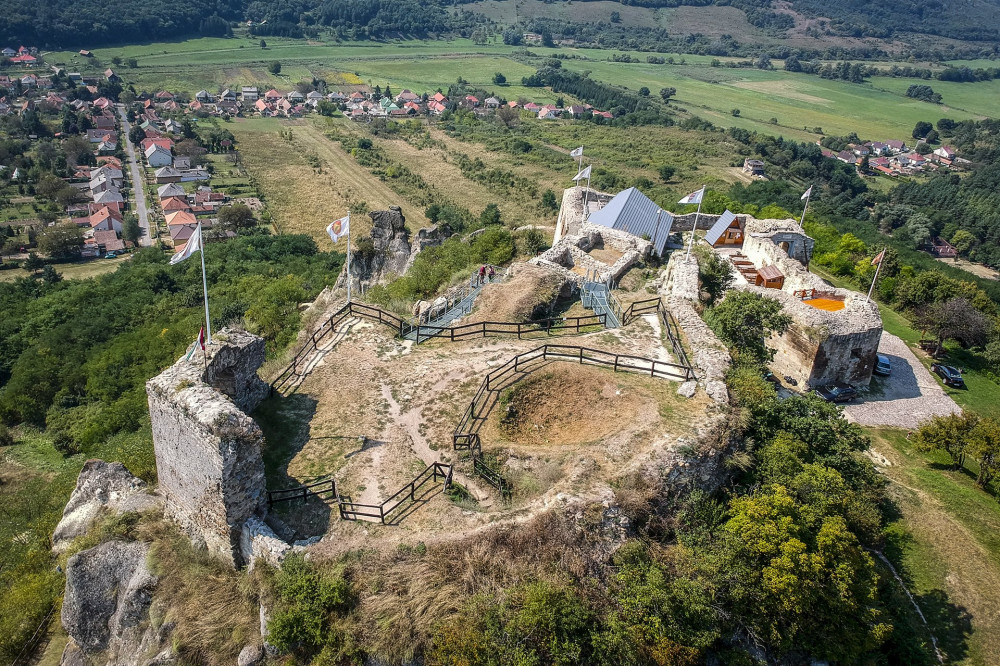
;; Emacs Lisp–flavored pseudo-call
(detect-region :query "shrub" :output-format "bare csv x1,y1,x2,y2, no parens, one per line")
266,554,353,654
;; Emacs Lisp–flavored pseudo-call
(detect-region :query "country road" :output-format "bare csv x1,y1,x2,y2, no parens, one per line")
117,104,152,247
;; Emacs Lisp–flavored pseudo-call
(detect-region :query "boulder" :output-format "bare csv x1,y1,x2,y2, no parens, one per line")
62,541,158,662
238,644,265,666
53,460,161,552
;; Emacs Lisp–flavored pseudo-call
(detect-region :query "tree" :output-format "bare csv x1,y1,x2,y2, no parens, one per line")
217,203,257,232
916,297,991,353
698,252,734,305
950,229,976,255
638,86,650,97
492,71,507,85
126,58,138,69
122,215,142,245
36,222,84,260
658,165,676,183
23,252,44,272
903,211,933,249
916,411,980,470
705,291,792,364
480,203,502,227
912,120,933,139
259,39,267,48
41,264,62,283
541,189,558,211
731,108,741,117
659,87,676,102
610,10,621,22
268,61,281,75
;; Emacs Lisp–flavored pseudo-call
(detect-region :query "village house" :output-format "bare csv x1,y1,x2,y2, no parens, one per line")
934,145,956,160
742,158,766,176
195,90,213,103
155,166,182,183
144,144,173,168
886,139,907,153
538,105,560,120
241,86,259,101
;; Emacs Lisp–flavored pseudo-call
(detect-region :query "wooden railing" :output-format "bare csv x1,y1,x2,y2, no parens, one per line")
620,297,695,376
453,343,693,446
267,478,338,507
268,463,453,525
270,301,609,393
338,462,453,524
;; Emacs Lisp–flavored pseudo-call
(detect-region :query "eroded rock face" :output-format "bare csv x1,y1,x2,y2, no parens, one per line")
346,207,411,286
62,541,157,660
53,461,161,553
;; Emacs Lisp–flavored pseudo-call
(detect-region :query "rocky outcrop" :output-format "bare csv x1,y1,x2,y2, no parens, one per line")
61,541,159,665
53,460,161,553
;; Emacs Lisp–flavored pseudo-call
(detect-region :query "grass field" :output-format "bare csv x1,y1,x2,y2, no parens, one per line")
870,428,1000,664
43,36,997,145
0,256,130,282
230,117,428,243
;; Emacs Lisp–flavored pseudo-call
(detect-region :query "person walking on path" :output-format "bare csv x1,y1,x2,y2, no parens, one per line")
478,265,486,286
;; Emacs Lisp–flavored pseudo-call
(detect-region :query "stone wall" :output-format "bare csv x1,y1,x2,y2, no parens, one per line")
741,218,815,267
555,186,614,242
725,217,882,388
146,329,269,567
661,252,731,404
531,224,649,288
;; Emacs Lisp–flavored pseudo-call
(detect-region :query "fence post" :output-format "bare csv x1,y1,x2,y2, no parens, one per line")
486,375,490,391
614,356,618,372
302,487,308,504
579,347,584,363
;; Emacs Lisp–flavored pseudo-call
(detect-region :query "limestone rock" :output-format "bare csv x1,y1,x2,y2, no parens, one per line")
240,516,291,570
53,460,161,552
677,380,697,398
238,644,265,666
62,541,157,660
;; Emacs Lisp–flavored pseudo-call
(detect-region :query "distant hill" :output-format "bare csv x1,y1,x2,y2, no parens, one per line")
3,0,1000,52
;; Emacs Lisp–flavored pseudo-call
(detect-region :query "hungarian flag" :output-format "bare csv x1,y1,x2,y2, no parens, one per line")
801,186,813,200
871,249,886,265
678,188,704,205
169,221,202,265
572,165,592,181
570,146,583,158
198,326,206,350
326,215,350,243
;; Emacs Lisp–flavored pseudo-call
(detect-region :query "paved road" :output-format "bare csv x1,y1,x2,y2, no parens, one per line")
843,332,961,428
116,104,152,247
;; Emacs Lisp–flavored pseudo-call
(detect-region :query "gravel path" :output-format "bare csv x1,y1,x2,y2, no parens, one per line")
843,332,960,428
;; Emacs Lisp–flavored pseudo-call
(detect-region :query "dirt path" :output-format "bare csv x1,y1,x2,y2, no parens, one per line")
291,122,427,226
873,439,1000,662
380,385,493,505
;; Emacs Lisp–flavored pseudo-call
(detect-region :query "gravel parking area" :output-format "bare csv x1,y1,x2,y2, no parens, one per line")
842,332,961,428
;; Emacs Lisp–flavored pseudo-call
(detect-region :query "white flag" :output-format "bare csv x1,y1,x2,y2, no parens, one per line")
169,222,202,265
572,165,592,182
801,186,813,200
678,188,704,205
570,146,583,158
326,214,350,243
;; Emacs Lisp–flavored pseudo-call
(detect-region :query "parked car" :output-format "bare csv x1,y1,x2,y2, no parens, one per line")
105,251,118,259
931,363,965,388
874,354,891,376
815,384,858,403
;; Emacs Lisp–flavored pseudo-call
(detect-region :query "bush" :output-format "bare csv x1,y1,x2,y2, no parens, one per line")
266,554,353,654
0,423,12,446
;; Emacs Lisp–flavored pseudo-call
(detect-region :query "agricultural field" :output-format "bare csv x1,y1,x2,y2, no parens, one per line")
43,36,996,144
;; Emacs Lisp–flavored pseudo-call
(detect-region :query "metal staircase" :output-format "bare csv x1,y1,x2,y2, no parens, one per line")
581,273,623,329
402,267,504,342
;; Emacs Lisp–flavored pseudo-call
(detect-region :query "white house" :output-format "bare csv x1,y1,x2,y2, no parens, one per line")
144,144,173,168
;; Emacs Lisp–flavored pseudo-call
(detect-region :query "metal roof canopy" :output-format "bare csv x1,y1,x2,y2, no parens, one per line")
704,209,738,246
586,187,674,255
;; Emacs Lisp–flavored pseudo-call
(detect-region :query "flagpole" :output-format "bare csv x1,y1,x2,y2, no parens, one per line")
346,213,352,304
799,187,811,228
577,148,583,174
685,186,705,260
867,248,884,303
198,221,211,344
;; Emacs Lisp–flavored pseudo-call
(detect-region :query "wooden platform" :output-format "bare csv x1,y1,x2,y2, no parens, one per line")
803,297,846,312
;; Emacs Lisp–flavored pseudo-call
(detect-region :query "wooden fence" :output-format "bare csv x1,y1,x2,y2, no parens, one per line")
338,462,453,524
270,300,608,393
268,478,338,508
268,463,453,525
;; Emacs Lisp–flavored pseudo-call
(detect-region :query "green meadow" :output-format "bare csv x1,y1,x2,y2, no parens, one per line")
44,36,995,141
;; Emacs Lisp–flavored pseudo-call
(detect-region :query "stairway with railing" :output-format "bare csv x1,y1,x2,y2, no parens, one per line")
581,279,623,329
403,265,505,342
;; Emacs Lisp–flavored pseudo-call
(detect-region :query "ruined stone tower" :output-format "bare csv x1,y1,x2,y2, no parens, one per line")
146,329,270,567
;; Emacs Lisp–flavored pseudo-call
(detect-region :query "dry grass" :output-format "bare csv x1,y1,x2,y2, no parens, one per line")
144,521,261,665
